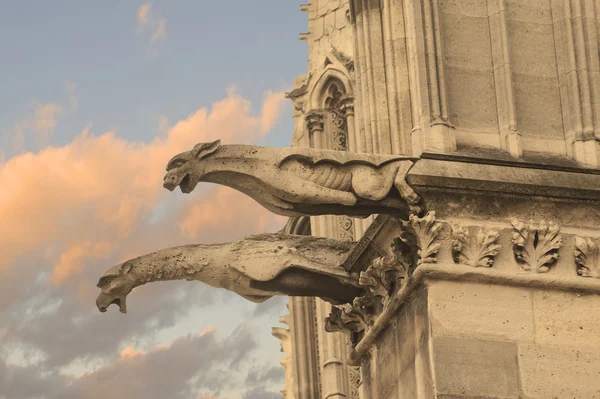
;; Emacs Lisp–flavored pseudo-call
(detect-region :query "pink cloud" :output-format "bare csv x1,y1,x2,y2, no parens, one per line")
136,3,152,27
0,89,288,286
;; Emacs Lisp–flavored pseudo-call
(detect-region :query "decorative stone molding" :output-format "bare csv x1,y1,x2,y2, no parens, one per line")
330,45,354,73
348,365,361,399
339,95,355,117
451,226,501,268
305,110,325,133
575,237,600,278
347,262,600,366
325,237,409,336
325,221,428,339
324,301,370,335
511,219,562,273
403,212,442,268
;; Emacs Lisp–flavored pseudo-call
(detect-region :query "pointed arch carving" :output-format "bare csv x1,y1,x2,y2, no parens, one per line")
305,60,356,243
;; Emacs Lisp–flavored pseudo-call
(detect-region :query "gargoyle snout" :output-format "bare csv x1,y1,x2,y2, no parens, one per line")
163,173,178,191
96,296,108,313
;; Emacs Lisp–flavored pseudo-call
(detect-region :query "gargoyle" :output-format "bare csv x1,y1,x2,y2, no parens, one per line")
163,140,422,218
96,233,364,313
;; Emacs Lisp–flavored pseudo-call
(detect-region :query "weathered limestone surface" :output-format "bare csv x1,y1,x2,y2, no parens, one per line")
348,0,600,165
95,233,363,313
281,0,600,397
356,277,600,399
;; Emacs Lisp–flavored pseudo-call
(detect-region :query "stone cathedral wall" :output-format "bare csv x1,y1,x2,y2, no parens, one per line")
275,1,600,398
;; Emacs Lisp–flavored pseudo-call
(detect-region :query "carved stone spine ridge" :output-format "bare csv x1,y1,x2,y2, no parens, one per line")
403,211,442,267
574,237,600,278
452,226,501,268
511,219,562,273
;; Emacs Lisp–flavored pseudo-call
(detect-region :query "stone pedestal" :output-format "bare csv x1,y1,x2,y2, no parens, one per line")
360,273,600,399
332,157,600,399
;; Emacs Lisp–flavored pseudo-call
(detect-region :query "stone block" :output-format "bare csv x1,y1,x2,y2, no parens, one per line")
518,343,600,398
441,13,493,70
550,0,566,22
324,10,336,35
445,68,498,132
335,6,348,30
513,74,563,138
506,0,552,24
310,16,324,40
440,0,488,17
432,336,520,398
532,289,600,348
428,280,535,342
508,21,558,77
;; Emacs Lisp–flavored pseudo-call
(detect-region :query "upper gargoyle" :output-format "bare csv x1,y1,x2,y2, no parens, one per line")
162,140,422,218
96,233,363,314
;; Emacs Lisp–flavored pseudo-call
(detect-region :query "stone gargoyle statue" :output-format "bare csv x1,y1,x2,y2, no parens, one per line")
162,140,422,218
96,233,363,313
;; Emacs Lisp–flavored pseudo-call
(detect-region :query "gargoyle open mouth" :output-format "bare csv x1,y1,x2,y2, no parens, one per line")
97,295,127,313
179,173,193,193
163,172,191,192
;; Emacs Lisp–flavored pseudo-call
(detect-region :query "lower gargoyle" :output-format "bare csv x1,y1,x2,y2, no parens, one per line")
96,233,364,313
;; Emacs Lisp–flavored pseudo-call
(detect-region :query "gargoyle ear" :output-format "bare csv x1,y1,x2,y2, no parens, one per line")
192,140,221,160
120,262,133,275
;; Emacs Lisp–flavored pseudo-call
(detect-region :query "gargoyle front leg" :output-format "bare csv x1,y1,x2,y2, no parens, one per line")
393,164,421,214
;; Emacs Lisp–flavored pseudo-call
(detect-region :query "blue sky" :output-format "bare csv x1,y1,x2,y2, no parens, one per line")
1,0,307,153
0,1,309,398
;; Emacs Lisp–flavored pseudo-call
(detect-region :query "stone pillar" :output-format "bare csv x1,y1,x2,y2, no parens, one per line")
349,0,456,156
552,0,600,167
340,95,358,153
488,0,522,158
288,296,320,399
305,109,326,149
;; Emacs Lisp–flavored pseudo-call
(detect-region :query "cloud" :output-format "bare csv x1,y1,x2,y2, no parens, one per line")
64,80,78,109
11,81,78,153
0,88,289,395
150,18,166,47
245,365,284,386
1,326,267,399
243,387,284,399
0,88,286,278
13,102,63,151
136,2,167,55
178,188,286,241
136,2,152,27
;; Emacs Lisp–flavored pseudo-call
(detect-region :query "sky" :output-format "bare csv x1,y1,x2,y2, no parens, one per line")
0,1,308,398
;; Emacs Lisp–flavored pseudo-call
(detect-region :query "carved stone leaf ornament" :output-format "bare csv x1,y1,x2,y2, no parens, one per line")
574,237,600,278
403,211,442,266
511,219,562,273
452,226,501,267
324,302,369,334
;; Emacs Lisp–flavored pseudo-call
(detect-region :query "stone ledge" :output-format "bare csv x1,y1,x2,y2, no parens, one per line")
347,262,600,366
407,157,600,201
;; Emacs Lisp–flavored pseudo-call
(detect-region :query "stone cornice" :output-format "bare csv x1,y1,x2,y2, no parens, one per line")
347,261,600,366
408,157,600,202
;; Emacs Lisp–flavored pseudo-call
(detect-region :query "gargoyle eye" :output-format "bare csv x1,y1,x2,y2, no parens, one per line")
168,159,186,170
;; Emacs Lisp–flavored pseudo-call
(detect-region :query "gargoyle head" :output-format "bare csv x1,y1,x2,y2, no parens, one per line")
163,140,221,194
96,261,136,313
